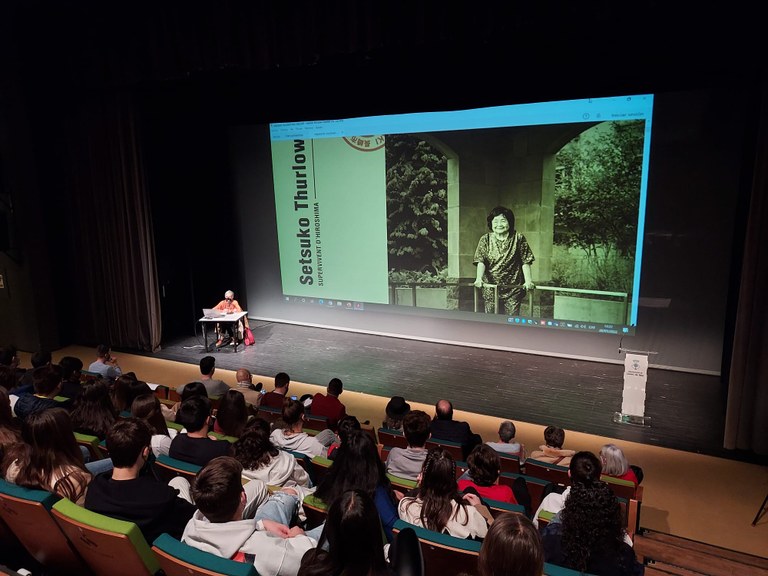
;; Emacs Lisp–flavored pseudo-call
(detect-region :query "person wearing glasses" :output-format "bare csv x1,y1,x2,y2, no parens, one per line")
212,290,249,348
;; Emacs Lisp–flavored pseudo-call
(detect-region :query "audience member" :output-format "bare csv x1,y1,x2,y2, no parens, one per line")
270,398,335,458
310,377,347,431
385,409,431,481
327,414,360,459
398,448,491,540
131,393,178,457
529,425,575,467
177,356,229,398
10,364,64,421
533,451,602,528
58,355,84,399
477,512,544,576
262,372,291,409
458,444,517,504
540,477,643,575
2,408,92,503
486,420,526,461
234,424,311,487
0,346,23,386
0,387,21,445
298,489,392,576
84,418,196,543
182,456,317,576
17,350,52,390
162,379,208,421
430,399,482,459
213,388,249,438
234,367,264,407
600,443,641,486
0,365,18,391
88,344,123,380
383,395,410,431
314,430,399,543
111,373,139,412
70,378,118,440
169,396,231,466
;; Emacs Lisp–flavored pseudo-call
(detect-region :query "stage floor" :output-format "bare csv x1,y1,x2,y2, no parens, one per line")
143,320,747,462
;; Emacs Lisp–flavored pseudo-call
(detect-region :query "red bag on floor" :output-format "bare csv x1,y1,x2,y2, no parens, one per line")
243,327,255,346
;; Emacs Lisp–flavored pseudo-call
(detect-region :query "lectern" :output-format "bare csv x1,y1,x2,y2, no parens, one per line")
613,348,655,426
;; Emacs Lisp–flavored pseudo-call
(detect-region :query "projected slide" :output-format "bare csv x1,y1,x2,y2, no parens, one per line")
270,94,653,335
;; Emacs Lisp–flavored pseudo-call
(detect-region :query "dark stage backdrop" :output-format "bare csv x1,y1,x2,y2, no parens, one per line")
231,87,751,374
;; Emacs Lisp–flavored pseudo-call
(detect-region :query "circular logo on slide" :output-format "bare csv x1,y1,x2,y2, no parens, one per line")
343,135,385,151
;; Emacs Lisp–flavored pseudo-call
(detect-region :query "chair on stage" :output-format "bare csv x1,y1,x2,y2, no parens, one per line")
0,479,88,575
51,497,161,576
152,533,258,576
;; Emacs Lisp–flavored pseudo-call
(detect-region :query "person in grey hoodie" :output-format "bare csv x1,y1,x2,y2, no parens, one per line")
385,409,431,481
269,398,335,459
182,456,319,576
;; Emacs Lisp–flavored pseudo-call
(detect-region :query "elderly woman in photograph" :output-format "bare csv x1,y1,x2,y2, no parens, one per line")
473,206,535,315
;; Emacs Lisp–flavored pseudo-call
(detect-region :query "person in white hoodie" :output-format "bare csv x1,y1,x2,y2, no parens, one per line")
234,423,312,487
182,456,320,576
269,398,335,459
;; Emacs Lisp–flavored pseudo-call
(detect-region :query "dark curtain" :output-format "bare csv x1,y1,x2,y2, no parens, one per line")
66,91,162,352
724,80,768,455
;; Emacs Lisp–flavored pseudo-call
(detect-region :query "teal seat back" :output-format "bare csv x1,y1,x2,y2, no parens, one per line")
0,479,88,573
152,533,258,576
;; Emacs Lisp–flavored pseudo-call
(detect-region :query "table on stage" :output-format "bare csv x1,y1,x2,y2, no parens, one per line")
199,311,248,353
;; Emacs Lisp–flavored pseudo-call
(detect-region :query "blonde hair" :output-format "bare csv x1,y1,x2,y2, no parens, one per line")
599,443,629,476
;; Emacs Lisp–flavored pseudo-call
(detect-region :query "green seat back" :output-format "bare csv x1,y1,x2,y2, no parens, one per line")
52,497,160,575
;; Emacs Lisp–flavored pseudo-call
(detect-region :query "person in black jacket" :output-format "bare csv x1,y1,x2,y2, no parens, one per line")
85,417,196,544
429,399,482,459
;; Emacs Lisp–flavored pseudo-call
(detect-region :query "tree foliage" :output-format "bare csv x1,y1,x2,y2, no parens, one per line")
554,121,645,291
386,135,448,273
555,120,645,258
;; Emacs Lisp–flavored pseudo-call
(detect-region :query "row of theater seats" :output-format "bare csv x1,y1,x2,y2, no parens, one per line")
10,378,767,576
0,478,258,576
377,426,642,538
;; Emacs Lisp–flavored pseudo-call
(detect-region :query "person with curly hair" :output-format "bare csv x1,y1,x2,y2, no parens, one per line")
458,443,517,503
540,477,643,575
233,424,311,487
398,448,491,540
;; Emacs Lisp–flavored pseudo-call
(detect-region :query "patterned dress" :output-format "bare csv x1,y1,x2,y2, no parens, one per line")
473,231,535,315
